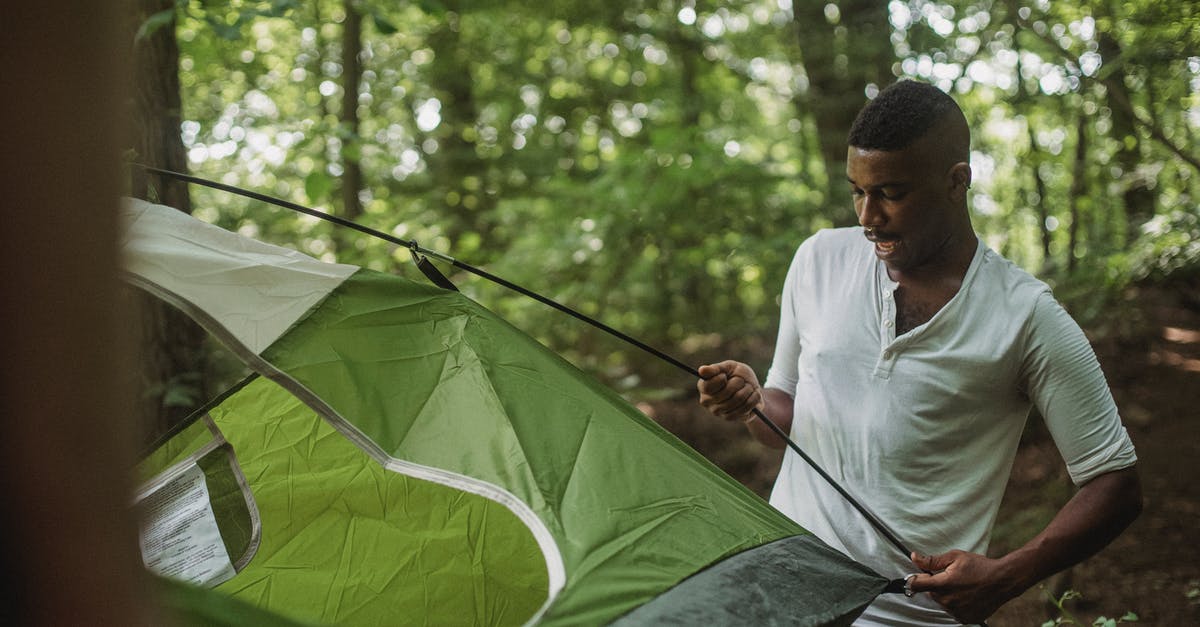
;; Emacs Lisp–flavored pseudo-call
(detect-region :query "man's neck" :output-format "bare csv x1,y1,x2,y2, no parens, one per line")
886,231,979,290
888,232,978,334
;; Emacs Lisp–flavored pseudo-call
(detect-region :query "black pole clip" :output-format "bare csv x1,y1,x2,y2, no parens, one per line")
409,239,458,292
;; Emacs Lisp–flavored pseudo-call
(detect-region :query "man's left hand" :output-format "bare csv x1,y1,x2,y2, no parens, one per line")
906,550,1022,625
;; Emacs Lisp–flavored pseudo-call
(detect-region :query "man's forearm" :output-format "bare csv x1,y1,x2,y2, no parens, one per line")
999,466,1143,593
908,466,1142,623
744,388,795,449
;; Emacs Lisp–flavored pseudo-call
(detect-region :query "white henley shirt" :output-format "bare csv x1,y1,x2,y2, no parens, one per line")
763,228,1137,625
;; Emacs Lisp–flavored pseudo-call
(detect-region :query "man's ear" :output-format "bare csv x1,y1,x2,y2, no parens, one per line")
949,162,972,200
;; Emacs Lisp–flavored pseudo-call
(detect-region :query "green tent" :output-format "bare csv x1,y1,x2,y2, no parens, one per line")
124,198,890,625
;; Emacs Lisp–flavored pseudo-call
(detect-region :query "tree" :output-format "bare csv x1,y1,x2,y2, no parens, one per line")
2,5,151,625
339,0,365,229
792,0,895,221
128,0,211,446
161,0,1200,379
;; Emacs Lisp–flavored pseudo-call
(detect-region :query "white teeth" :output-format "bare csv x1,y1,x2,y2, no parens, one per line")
877,241,896,252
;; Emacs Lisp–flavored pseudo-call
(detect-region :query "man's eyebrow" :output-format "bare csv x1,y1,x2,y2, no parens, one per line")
846,178,909,188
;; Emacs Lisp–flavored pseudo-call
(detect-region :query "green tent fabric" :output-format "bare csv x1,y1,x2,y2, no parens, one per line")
124,198,889,625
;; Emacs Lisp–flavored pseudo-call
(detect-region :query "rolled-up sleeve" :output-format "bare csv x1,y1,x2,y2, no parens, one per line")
1021,293,1137,485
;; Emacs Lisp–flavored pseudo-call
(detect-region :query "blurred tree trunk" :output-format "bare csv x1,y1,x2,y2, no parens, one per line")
792,0,894,224
1097,31,1155,246
1013,41,1054,270
333,0,364,259
425,2,495,248
130,0,189,210
666,3,704,321
306,1,335,213
128,0,209,448
1030,126,1052,266
1067,114,1088,273
340,0,364,225
1,5,153,625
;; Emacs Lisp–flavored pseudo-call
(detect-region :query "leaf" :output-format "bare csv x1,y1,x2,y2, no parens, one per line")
305,171,334,204
162,385,199,408
1120,612,1139,622
417,0,446,15
135,8,176,42
268,0,299,17
372,12,399,35
204,15,242,41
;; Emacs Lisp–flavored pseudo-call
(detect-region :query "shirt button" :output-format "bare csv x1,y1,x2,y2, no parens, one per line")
884,320,893,328
883,350,893,359
882,289,891,298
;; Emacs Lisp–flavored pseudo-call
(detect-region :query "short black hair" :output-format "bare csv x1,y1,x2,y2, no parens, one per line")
847,80,964,151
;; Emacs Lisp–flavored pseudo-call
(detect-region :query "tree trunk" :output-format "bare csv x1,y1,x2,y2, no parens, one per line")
0,4,152,625
424,3,495,248
1012,16,1053,272
128,0,209,447
130,0,190,212
792,0,894,224
667,2,704,323
340,0,364,227
1028,125,1052,268
1097,31,1155,245
1067,115,1088,273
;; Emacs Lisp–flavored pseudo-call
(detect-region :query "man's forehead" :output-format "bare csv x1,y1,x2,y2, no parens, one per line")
846,145,931,182
853,120,959,163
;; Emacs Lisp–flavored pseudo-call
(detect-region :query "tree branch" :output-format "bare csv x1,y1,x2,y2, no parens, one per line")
1018,19,1200,173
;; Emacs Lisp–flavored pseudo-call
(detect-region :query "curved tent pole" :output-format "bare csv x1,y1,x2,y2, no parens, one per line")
132,163,916,563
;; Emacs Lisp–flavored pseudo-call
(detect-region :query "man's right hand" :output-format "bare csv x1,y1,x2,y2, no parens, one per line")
697,361,765,422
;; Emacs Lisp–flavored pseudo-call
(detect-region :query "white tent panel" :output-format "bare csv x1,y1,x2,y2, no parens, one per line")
120,198,358,355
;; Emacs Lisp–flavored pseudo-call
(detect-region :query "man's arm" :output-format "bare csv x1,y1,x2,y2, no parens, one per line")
907,291,1144,623
907,465,1142,624
696,361,795,449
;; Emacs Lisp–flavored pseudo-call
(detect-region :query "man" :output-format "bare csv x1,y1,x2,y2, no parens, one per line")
697,80,1141,625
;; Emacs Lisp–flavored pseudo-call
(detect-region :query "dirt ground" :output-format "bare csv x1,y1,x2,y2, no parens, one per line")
640,284,1200,625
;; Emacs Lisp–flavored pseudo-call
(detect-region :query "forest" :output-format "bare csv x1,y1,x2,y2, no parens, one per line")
131,0,1200,398
124,0,1199,624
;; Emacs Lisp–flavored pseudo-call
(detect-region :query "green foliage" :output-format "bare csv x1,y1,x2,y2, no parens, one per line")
1130,209,1200,281
145,372,204,409
136,8,179,41
164,0,1200,382
1041,587,1139,626
304,170,334,204
193,0,300,40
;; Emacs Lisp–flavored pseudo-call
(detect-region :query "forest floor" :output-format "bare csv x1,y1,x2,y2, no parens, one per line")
638,283,1200,626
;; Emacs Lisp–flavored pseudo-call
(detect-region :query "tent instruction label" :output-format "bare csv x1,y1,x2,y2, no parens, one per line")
137,463,236,587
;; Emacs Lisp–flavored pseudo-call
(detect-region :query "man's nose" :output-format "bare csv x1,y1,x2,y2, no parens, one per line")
857,194,884,227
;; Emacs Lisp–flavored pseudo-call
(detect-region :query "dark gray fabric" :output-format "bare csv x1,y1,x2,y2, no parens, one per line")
612,534,888,626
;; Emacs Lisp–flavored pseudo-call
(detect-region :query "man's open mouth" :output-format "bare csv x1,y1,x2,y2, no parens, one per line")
864,230,900,253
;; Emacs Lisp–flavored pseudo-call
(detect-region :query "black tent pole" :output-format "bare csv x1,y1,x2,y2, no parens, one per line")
133,164,916,562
